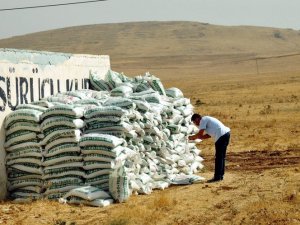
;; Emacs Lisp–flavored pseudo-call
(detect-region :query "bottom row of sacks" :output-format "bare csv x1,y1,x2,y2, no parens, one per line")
58,170,205,207
59,186,114,207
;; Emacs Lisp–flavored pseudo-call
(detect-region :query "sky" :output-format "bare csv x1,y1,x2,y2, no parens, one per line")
0,0,299,40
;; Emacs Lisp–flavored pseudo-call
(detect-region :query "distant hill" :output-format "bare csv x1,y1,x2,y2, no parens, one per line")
1,21,300,76
1,21,300,58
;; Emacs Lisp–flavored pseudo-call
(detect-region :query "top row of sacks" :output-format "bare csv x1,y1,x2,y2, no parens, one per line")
90,70,184,98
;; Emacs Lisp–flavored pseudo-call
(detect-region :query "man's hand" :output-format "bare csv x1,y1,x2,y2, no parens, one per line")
202,134,211,139
189,129,211,141
188,135,196,141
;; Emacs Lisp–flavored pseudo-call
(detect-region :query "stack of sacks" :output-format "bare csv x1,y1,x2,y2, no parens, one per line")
39,89,108,200
126,97,203,194
59,186,114,207
40,104,85,199
88,70,204,197
164,87,204,178
79,133,136,192
83,103,132,136
4,69,204,204
4,104,45,200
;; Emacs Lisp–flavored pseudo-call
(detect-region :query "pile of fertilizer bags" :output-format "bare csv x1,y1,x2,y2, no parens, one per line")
4,70,204,206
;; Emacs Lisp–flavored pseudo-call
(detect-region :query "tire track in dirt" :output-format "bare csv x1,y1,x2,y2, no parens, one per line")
205,149,300,173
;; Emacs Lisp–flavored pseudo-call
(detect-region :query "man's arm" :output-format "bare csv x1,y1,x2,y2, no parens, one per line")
188,129,211,140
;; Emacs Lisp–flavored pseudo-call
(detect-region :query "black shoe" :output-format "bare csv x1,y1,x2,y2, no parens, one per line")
207,177,223,183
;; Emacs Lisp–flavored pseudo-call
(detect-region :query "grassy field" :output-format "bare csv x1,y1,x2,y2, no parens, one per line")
0,21,299,225
171,71,300,153
112,54,300,154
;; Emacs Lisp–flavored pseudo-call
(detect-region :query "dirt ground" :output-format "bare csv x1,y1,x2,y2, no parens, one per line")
0,150,299,225
0,54,299,225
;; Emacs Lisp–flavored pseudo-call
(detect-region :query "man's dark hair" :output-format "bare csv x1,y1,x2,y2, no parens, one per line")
191,113,202,122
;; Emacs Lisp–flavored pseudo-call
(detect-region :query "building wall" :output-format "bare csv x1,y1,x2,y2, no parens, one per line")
0,48,110,199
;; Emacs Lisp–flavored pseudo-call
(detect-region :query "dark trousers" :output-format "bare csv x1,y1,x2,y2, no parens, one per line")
214,132,230,179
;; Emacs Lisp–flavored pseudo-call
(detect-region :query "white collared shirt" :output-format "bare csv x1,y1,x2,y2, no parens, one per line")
199,116,230,142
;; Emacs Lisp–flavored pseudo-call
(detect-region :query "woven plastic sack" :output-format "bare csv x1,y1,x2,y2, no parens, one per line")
45,143,80,157
165,87,184,98
6,122,41,136
16,104,47,112
5,109,42,128
41,117,85,131
45,137,80,152
103,97,135,109
111,86,133,97
80,134,124,148
5,142,41,153
109,166,130,203
46,95,80,104
104,70,124,88
60,196,114,207
41,129,81,145
4,131,38,148
89,72,112,91
6,148,42,160
84,106,126,118
151,79,166,96
41,105,84,120
43,152,82,166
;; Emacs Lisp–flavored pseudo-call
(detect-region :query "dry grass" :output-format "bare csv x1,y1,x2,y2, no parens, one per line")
187,72,300,153
106,193,177,225
116,61,300,153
